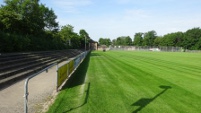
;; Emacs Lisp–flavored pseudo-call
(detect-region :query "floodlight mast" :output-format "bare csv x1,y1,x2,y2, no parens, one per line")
85,35,87,51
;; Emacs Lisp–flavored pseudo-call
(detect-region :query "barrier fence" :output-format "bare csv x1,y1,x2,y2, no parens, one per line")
109,46,183,52
24,51,89,113
99,46,201,52
24,63,57,113
57,51,89,90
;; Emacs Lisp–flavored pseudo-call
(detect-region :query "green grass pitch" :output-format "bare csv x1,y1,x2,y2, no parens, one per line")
47,51,201,113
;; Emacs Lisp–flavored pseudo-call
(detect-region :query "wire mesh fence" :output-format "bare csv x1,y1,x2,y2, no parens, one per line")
108,46,183,52
98,45,201,52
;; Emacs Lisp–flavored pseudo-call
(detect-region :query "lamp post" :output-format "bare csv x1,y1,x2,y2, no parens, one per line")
85,35,87,51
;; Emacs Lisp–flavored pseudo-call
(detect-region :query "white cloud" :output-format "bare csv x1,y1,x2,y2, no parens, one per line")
51,0,92,13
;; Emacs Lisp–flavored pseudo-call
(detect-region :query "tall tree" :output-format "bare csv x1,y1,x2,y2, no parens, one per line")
112,39,117,45
115,36,132,46
173,32,184,47
0,0,24,33
154,36,162,46
40,4,59,32
133,32,143,46
116,37,123,45
79,29,89,38
160,32,184,47
142,30,157,46
98,38,111,46
125,36,132,45
59,24,74,47
183,28,201,50
98,38,104,45
79,29,90,49
0,0,58,35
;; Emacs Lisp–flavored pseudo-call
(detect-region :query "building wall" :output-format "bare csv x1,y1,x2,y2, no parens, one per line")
90,42,98,50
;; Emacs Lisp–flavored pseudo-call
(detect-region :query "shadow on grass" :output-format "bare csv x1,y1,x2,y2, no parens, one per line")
62,52,91,89
90,52,101,57
48,53,91,113
57,52,91,113
131,85,172,113
63,82,90,113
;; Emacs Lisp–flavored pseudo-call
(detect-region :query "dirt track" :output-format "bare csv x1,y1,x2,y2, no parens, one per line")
0,61,68,113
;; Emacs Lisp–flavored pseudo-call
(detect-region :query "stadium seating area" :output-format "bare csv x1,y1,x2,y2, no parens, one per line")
0,49,84,89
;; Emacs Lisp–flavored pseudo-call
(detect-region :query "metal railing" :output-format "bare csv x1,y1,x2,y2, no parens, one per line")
23,50,89,113
24,63,57,113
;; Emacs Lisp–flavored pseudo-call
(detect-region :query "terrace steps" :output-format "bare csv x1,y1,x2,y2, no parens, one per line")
0,49,84,89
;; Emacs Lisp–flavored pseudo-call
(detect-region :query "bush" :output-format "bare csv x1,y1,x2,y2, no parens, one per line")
0,31,67,53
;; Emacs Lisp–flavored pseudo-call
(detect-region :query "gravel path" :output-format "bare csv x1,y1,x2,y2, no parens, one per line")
0,61,68,113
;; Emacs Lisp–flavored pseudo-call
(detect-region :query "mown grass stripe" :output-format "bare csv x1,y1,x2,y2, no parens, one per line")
47,51,201,113
90,52,132,112
106,51,201,97
89,52,174,112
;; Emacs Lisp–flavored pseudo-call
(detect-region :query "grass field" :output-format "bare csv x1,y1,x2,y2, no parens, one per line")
47,51,201,113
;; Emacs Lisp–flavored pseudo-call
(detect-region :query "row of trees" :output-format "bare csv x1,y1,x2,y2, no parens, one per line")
99,36,133,46
59,25,90,49
113,36,132,46
0,0,91,52
99,28,201,50
98,38,111,47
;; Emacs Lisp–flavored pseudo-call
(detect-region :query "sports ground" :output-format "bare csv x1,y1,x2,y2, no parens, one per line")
47,51,201,113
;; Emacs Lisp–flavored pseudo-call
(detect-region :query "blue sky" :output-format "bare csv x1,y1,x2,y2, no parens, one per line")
1,0,201,41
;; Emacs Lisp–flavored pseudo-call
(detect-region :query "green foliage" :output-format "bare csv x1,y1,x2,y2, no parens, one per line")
98,38,111,46
40,4,59,32
1,0,201,52
142,30,157,46
0,5,23,33
0,1,91,52
79,29,89,48
0,31,30,52
133,32,143,46
183,28,201,50
153,36,162,46
0,0,58,35
112,36,132,46
59,25,90,49
79,29,89,39
69,33,81,49
159,32,184,47
132,28,201,50
59,25,74,45
0,31,66,52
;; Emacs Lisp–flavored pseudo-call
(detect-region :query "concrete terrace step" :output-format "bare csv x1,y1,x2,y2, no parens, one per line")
0,57,54,73
0,57,58,79
0,60,58,89
0,49,85,90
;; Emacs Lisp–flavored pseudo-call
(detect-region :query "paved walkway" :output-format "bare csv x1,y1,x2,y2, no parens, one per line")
0,61,68,113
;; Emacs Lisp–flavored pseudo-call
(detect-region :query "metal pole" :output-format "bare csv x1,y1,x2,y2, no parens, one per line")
85,35,86,51
24,79,29,113
56,63,58,92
